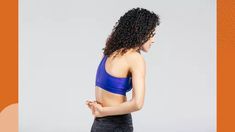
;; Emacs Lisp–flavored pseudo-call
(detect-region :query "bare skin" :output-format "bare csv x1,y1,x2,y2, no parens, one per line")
86,35,155,117
96,48,140,106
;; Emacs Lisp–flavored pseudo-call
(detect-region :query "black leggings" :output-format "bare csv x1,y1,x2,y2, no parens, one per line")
90,113,133,132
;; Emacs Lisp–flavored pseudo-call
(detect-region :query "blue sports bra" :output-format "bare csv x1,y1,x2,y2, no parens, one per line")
95,55,132,96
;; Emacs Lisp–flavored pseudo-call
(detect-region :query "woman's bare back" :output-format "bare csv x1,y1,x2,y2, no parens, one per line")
95,50,136,107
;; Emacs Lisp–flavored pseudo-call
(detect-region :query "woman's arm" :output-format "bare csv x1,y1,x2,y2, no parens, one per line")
87,53,146,117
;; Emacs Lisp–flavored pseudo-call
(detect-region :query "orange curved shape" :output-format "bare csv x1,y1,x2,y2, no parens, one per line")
0,103,18,132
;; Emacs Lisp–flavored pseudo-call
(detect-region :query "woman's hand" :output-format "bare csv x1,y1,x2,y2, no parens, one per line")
85,100,105,117
85,100,95,115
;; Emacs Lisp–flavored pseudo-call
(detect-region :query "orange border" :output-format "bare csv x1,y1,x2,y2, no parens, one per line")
0,0,18,131
0,1,18,111
217,0,235,131
0,0,235,131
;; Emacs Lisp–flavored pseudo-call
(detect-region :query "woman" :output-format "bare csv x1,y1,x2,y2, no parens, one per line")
86,7,160,132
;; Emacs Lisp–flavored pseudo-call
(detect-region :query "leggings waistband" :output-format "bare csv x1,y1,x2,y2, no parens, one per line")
95,113,132,120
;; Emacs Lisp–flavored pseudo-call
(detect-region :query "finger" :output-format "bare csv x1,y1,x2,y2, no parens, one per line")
86,101,92,106
86,100,95,103
90,104,96,110
91,106,95,115
86,101,94,106
87,104,92,109
93,102,99,106
87,103,94,108
87,105,95,113
90,102,97,106
94,101,101,104
88,103,97,112
90,103,97,109
86,100,92,103
91,103,99,110
86,102,94,108
85,100,90,105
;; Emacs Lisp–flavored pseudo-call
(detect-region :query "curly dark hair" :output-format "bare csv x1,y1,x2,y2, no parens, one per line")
102,7,160,58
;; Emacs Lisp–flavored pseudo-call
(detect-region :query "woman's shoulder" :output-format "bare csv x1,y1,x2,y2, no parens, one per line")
125,51,146,69
125,51,145,62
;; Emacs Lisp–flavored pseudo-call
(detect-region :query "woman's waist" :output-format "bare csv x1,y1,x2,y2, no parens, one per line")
95,87,127,107
95,97,127,107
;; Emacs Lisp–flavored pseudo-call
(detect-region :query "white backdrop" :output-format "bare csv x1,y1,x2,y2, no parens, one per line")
19,0,216,131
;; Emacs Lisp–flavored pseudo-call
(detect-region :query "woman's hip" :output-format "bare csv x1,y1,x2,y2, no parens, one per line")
91,113,133,132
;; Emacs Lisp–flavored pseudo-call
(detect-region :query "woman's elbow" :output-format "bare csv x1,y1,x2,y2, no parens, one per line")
134,101,144,111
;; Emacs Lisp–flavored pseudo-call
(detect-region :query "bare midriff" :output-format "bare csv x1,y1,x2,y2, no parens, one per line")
95,86,127,107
